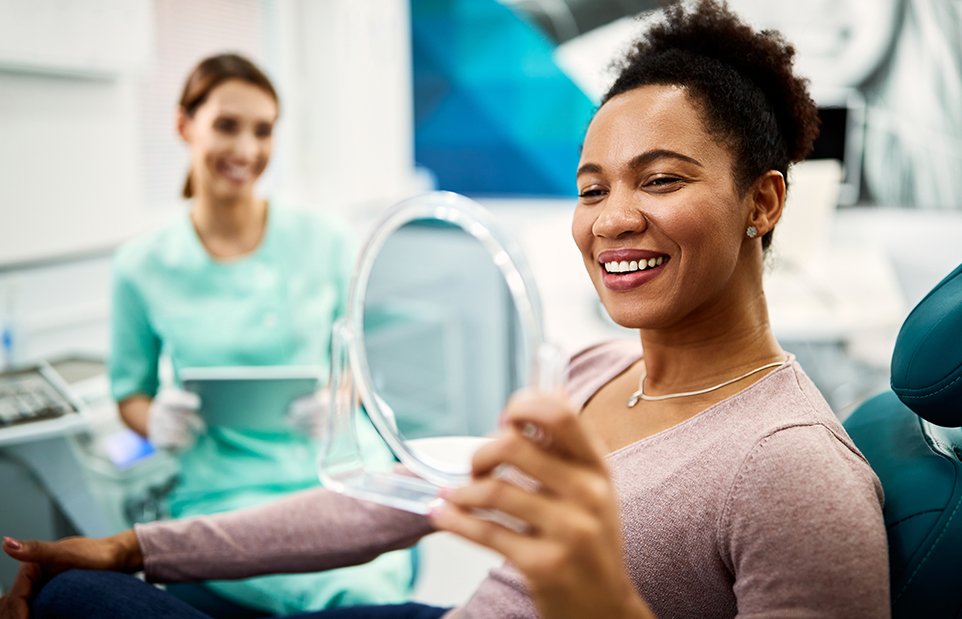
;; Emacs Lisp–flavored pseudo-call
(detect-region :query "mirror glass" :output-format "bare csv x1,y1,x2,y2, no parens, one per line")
318,192,555,513
362,219,527,468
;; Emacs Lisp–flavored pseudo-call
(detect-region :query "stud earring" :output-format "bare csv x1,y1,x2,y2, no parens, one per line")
746,225,758,239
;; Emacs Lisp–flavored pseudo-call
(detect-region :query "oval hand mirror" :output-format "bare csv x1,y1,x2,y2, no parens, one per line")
318,191,561,514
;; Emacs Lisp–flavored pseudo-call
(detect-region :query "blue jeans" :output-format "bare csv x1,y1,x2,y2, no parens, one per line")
32,570,451,619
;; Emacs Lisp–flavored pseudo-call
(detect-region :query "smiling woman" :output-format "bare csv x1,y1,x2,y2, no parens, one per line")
102,54,415,616
1,4,889,619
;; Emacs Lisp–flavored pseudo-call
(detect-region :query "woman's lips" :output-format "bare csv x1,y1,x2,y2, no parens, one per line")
597,250,669,291
217,161,258,184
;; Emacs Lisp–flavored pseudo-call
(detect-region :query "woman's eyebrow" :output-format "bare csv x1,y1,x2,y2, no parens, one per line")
576,163,602,178
629,149,703,169
577,149,704,179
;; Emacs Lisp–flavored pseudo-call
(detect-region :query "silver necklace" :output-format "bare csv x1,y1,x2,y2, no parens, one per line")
626,358,789,407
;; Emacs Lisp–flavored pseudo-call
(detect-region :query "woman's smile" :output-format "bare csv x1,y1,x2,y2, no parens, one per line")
216,160,258,184
597,249,669,291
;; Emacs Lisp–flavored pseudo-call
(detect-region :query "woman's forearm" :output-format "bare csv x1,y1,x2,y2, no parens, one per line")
135,487,432,582
118,396,151,437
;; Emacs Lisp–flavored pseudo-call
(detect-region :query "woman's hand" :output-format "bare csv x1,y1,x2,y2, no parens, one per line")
0,531,143,618
286,390,328,439
429,390,655,619
0,562,43,619
147,388,205,451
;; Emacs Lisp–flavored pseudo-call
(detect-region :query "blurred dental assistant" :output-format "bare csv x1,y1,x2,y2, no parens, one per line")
109,53,412,615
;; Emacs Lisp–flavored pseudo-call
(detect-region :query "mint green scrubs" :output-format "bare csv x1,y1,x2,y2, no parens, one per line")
109,205,413,614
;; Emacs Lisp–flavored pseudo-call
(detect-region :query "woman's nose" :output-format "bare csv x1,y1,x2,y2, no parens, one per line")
592,188,648,239
232,131,260,160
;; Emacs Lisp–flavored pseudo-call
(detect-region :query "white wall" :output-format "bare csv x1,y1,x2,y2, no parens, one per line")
0,0,157,267
270,0,422,213
0,255,113,366
0,72,153,266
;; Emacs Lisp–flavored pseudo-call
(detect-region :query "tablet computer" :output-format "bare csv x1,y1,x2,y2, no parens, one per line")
180,366,323,432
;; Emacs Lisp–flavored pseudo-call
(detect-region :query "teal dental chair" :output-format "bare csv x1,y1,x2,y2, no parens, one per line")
843,262,962,618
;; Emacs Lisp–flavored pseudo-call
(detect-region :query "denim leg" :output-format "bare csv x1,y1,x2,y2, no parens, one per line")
285,602,451,619
32,569,210,619
166,582,271,618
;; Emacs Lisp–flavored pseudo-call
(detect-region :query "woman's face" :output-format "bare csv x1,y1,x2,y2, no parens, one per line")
572,84,755,330
180,79,277,201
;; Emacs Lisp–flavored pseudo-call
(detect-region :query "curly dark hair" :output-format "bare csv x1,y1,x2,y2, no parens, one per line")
603,0,820,250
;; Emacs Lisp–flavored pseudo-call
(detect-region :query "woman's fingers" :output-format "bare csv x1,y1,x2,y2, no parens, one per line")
470,428,612,514
2,539,54,619
0,562,41,619
434,392,650,619
2,532,140,573
2,537,55,564
8,562,43,599
431,488,622,594
442,474,612,543
429,499,541,562
473,432,609,501
500,389,608,465
443,477,555,532
2,536,87,568
0,533,143,619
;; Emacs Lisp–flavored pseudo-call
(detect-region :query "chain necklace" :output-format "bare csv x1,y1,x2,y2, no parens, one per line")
626,358,789,407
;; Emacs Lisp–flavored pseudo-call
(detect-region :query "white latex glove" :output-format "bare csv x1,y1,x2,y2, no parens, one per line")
287,389,397,439
286,390,330,439
147,388,205,451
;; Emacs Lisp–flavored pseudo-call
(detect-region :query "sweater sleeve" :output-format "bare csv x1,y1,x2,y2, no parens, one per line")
134,487,433,582
719,424,890,619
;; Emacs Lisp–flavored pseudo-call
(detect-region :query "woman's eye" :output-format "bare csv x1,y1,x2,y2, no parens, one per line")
645,176,683,190
214,118,238,134
578,187,607,201
255,123,273,138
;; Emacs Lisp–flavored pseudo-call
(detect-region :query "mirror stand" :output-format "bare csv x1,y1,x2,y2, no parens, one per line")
317,319,446,515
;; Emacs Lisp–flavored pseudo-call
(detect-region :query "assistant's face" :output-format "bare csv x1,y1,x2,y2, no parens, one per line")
572,84,754,330
181,79,277,201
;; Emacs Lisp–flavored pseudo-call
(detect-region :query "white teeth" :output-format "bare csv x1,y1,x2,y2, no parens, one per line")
603,257,667,274
223,164,252,181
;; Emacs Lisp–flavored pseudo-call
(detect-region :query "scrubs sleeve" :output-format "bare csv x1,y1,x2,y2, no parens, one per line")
109,255,161,402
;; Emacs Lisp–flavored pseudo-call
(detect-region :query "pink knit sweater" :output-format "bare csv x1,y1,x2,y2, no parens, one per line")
136,340,889,618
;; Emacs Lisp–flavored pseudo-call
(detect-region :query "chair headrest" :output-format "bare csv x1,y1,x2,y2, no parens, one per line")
891,262,962,427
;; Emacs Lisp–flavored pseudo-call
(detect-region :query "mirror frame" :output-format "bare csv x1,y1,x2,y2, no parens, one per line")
347,191,546,487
